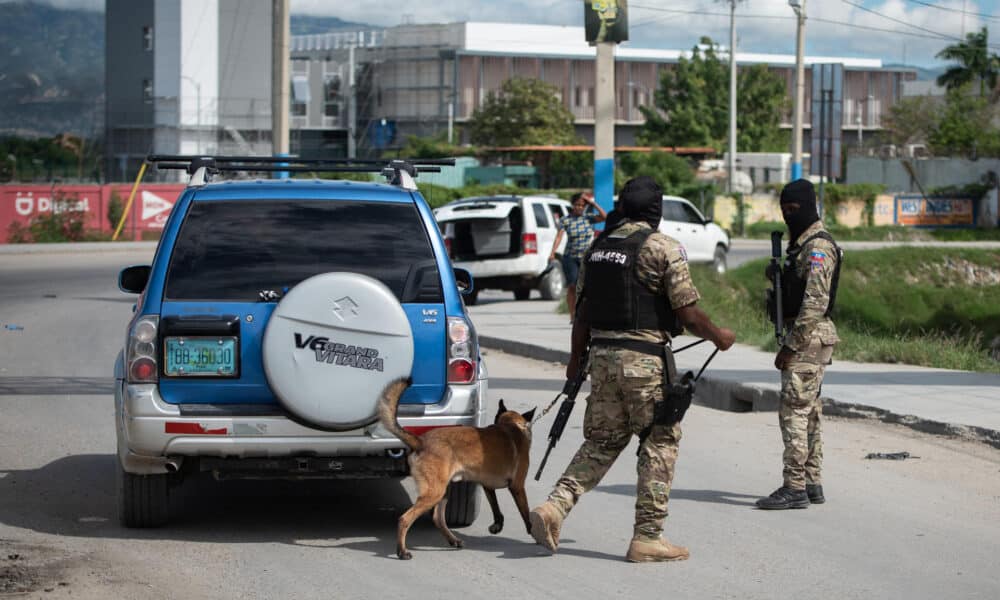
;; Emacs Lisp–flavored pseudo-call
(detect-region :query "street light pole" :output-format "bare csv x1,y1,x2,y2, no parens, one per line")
789,0,806,181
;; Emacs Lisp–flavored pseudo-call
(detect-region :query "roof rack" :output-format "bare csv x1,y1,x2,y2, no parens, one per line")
145,155,456,190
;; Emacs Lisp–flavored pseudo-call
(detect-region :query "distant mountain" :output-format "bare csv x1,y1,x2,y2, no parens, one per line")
291,15,381,35
0,1,104,138
0,4,380,138
885,63,946,82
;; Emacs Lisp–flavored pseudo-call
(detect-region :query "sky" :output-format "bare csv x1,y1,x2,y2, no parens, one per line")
16,0,1000,67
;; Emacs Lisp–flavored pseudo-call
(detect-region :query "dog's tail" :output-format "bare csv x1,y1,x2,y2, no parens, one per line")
377,377,422,452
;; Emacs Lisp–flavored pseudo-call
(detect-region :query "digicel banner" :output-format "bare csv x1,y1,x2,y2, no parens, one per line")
0,184,186,242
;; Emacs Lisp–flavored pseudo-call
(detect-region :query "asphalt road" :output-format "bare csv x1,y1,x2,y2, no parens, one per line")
1,250,999,599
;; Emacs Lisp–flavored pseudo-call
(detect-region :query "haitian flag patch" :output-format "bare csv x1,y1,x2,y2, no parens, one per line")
809,250,826,271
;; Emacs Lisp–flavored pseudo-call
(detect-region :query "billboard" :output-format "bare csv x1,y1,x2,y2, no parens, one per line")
810,63,844,180
895,195,976,227
0,184,186,243
585,0,628,43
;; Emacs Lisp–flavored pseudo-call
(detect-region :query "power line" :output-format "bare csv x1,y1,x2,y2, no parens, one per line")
632,3,1000,47
905,0,1000,21
840,0,989,44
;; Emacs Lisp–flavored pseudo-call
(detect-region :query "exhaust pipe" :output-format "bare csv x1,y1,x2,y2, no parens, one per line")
386,448,406,459
164,457,182,473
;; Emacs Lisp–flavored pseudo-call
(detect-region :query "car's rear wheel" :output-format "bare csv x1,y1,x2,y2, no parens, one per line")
713,245,728,274
538,263,565,301
513,287,531,301
118,461,171,528
445,481,480,527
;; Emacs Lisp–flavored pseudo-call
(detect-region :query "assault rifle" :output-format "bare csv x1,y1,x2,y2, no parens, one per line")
766,230,784,344
534,346,590,481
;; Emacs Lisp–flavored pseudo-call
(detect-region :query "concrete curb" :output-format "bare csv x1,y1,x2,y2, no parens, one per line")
0,242,158,255
479,335,1000,449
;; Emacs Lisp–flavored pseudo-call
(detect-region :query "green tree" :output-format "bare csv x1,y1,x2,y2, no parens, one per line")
883,95,938,147
737,64,789,151
637,38,787,152
927,85,1000,157
467,78,579,147
936,27,1000,97
617,151,712,199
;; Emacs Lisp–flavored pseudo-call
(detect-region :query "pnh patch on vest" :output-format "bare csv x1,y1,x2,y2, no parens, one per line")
809,250,826,271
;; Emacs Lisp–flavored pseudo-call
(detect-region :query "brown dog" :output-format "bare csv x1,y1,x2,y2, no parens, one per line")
377,377,536,560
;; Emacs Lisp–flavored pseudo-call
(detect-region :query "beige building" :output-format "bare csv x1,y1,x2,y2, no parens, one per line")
290,22,917,157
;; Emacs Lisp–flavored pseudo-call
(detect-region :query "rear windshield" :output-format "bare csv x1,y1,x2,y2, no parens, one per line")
165,200,442,302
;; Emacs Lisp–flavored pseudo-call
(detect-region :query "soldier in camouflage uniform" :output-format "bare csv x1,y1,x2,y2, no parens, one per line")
529,176,735,562
757,179,841,510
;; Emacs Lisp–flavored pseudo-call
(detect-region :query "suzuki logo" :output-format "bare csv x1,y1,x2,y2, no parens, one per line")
331,296,360,322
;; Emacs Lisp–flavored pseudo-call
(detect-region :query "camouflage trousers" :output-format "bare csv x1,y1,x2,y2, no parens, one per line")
780,338,835,490
547,347,682,541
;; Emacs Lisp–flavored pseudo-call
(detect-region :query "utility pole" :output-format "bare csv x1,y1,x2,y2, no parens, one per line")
789,0,806,181
347,44,356,158
595,41,615,210
726,0,741,193
271,0,290,158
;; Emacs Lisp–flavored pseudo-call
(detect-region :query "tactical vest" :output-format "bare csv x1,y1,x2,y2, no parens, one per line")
781,231,842,319
583,228,683,336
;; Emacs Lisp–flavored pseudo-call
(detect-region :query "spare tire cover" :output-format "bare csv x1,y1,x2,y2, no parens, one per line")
262,272,414,430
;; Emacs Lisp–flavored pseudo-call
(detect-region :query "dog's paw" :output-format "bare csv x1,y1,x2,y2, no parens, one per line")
449,538,464,549
489,522,504,534
397,550,413,560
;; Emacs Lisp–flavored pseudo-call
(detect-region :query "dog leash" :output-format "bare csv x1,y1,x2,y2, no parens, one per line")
533,338,718,425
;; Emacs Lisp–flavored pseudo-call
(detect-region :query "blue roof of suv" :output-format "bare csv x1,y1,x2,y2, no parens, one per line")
189,178,415,203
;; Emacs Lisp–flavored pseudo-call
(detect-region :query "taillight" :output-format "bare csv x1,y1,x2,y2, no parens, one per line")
444,237,453,258
522,233,538,254
447,316,477,384
127,316,159,383
448,359,475,383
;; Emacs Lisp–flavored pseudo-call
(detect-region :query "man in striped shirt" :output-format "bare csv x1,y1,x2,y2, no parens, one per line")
550,191,607,320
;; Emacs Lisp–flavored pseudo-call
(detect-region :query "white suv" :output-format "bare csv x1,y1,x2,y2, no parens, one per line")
659,195,730,273
434,195,573,303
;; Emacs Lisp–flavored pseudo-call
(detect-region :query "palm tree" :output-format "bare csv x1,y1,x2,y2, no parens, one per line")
936,27,1000,97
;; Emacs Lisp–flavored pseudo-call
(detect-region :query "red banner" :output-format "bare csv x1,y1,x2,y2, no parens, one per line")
0,184,186,242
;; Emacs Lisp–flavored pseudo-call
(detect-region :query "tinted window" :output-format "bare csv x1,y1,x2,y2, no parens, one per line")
661,200,685,222
532,203,551,228
166,200,442,302
679,202,704,224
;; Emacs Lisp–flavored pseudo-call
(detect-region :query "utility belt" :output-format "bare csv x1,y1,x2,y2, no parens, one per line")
590,337,696,443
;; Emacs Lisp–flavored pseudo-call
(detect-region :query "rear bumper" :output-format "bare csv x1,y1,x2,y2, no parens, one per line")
115,377,490,475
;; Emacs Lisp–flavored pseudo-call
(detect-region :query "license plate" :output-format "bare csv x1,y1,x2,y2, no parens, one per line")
164,337,238,377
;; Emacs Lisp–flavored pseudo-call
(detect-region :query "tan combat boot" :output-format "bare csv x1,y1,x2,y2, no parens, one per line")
625,537,690,563
529,502,564,553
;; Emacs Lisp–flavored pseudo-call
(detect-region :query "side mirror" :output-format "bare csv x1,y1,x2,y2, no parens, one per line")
703,217,713,225
118,265,151,294
453,268,474,295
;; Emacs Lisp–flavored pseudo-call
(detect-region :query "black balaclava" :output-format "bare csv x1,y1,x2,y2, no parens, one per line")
619,176,663,229
780,178,820,242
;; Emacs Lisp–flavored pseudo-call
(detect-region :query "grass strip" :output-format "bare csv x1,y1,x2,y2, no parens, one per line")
692,247,1000,373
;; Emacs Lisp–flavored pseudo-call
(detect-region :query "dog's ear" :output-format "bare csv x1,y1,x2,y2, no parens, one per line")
521,407,536,423
498,399,507,413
